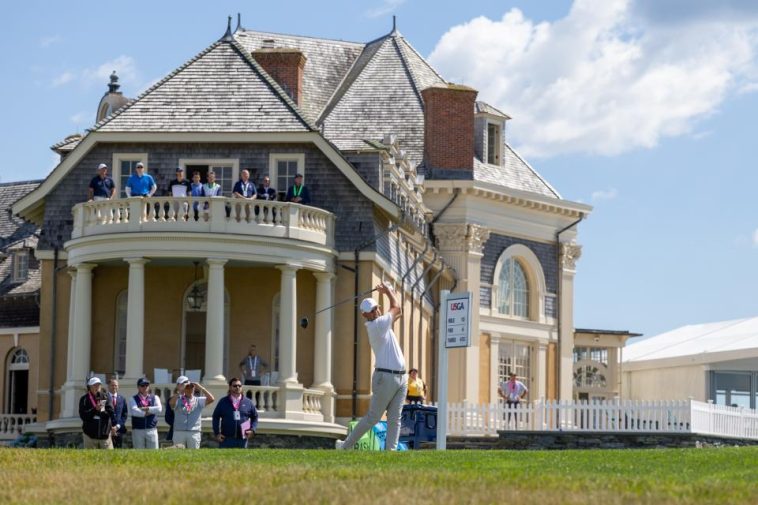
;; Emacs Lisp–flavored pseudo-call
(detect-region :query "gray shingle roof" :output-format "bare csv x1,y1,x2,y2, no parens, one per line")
475,101,510,119
94,40,312,133
0,235,40,296
473,144,560,198
50,134,82,153
234,30,364,123
0,181,41,246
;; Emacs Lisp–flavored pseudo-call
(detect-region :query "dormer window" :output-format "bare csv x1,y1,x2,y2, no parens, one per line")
11,250,29,282
487,123,502,165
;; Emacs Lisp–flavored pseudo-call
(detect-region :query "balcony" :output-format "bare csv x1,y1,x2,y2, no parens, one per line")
71,197,335,248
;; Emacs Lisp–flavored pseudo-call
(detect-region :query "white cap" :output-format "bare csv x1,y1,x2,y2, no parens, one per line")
360,298,378,313
97,163,108,170
87,377,101,387
176,375,189,386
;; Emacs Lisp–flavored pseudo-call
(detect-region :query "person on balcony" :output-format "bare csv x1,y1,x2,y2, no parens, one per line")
129,378,163,449
232,169,257,221
336,283,407,451
87,163,115,201
190,172,205,220
107,378,128,448
169,378,215,449
285,173,311,205
257,174,277,201
406,368,426,404
168,167,192,220
79,376,115,450
124,162,156,198
239,344,268,386
212,377,258,449
202,170,226,218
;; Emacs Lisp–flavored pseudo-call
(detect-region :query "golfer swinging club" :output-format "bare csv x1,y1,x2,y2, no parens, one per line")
336,282,407,450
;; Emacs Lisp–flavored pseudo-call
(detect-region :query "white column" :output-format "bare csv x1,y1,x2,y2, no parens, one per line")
535,343,548,401
204,258,227,384
312,272,334,390
65,269,77,385
61,263,95,417
124,258,148,381
559,242,581,400
277,265,299,384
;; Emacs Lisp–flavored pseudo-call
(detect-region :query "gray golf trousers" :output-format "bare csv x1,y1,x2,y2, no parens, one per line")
341,369,408,450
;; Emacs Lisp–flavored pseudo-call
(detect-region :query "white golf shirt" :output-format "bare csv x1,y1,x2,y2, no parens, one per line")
365,313,406,371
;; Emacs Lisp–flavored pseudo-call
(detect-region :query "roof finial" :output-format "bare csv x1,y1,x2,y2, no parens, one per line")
221,15,233,42
392,15,397,34
108,70,120,93
235,13,242,32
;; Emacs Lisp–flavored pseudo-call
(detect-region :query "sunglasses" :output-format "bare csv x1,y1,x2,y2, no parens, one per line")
231,384,243,388
139,384,149,387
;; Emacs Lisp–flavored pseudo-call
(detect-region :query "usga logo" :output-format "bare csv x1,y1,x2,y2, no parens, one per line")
449,302,465,311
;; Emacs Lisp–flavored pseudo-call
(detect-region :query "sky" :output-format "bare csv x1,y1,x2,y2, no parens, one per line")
1,0,757,338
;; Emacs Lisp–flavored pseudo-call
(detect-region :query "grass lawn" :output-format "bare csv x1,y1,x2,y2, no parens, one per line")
1,447,756,504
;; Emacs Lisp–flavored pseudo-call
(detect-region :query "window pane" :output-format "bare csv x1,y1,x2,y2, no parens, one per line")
498,258,529,317
120,160,138,198
211,166,233,195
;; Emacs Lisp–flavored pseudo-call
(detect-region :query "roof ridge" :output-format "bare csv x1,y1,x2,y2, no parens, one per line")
504,143,561,199
316,35,391,125
0,180,43,188
238,28,364,48
228,39,316,131
90,40,225,132
390,37,424,110
393,34,447,87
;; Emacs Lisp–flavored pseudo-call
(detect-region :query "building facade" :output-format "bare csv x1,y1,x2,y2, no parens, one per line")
10,20,590,444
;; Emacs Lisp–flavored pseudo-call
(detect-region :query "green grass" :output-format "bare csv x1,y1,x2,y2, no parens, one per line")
1,447,756,504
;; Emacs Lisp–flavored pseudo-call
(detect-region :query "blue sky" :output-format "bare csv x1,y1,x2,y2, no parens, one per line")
2,0,756,337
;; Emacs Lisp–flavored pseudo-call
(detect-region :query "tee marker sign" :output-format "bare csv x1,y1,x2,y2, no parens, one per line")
445,292,471,348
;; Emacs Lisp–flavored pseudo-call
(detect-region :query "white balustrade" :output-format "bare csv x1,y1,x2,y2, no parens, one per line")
302,389,324,415
71,197,333,247
0,414,37,440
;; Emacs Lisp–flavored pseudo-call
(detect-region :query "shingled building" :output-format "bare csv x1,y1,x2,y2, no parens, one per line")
10,20,590,445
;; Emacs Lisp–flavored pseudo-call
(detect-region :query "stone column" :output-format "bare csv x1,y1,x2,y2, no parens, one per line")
277,264,299,384
61,263,95,417
559,241,581,400
124,258,149,381
204,258,227,384
313,272,335,423
435,223,490,403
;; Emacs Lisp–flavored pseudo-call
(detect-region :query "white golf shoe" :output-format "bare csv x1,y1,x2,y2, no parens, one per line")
335,439,345,450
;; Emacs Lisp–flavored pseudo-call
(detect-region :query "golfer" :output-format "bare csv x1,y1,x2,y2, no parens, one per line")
336,282,407,451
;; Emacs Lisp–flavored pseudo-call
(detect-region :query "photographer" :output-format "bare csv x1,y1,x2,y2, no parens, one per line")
78,377,116,449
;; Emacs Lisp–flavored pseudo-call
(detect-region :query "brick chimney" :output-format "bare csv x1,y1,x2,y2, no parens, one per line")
252,48,307,107
421,84,478,173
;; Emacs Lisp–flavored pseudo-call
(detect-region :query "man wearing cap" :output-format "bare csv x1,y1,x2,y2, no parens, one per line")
124,162,157,198
336,282,407,451
107,378,128,448
285,173,311,205
87,163,116,201
169,378,215,449
212,377,258,448
79,377,116,449
164,375,188,444
129,378,163,449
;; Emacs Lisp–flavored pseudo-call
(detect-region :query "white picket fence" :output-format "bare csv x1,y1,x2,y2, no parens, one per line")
443,399,758,440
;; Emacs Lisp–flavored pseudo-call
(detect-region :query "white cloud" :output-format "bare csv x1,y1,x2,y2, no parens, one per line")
428,0,758,158
591,188,618,201
39,35,62,48
366,0,406,19
51,71,75,87
69,111,89,125
753,229,758,247
82,55,138,86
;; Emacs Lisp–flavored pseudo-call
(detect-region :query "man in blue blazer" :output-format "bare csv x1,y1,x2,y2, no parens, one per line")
107,378,128,448
285,173,311,205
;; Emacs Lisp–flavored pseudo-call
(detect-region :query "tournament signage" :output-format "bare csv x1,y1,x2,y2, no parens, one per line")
445,292,471,348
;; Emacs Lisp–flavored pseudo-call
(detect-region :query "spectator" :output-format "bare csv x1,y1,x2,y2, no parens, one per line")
169,379,215,449
406,368,426,404
124,162,156,198
202,170,224,218
232,169,256,221
285,173,310,205
129,378,163,449
189,171,204,221
78,377,115,450
88,163,116,201
498,372,528,425
165,376,188,444
107,378,128,448
239,344,268,386
212,377,258,448
168,167,192,219
256,174,277,221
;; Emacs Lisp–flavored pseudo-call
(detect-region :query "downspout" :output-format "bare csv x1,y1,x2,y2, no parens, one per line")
555,214,584,399
48,245,58,426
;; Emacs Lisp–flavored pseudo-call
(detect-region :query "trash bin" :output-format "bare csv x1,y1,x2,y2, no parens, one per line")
399,404,437,449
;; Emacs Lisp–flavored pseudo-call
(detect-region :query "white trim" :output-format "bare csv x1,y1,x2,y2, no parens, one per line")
10,250,29,283
624,347,758,371
491,244,547,323
35,250,67,260
112,153,149,198
13,131,399,221
269,153,305,199
0,327,39,336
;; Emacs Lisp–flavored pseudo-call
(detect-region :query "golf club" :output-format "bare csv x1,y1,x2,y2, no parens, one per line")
299,286,380,329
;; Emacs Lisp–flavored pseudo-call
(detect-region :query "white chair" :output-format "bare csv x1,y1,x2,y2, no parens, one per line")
153,368,172,384
185,369,201,383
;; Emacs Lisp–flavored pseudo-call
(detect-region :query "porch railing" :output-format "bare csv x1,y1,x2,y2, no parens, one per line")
71,197,335,247
443,399,758,440
0,414,37,440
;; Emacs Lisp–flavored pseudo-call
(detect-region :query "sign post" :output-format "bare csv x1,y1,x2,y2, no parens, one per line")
436,291,471,450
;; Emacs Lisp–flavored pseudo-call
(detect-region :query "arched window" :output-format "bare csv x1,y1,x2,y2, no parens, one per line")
9,348,29,368
497,258,528,318
114,291,128,375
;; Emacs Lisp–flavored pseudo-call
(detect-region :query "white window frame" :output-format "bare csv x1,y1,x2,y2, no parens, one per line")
178,158,239,195
492,244,546,322
11,250,29,283
269,153,305,198
486,120,503,166
112,153,149,198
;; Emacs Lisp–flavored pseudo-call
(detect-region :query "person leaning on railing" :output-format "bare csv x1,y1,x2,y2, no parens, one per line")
124,162,157,198
88,163,116,201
